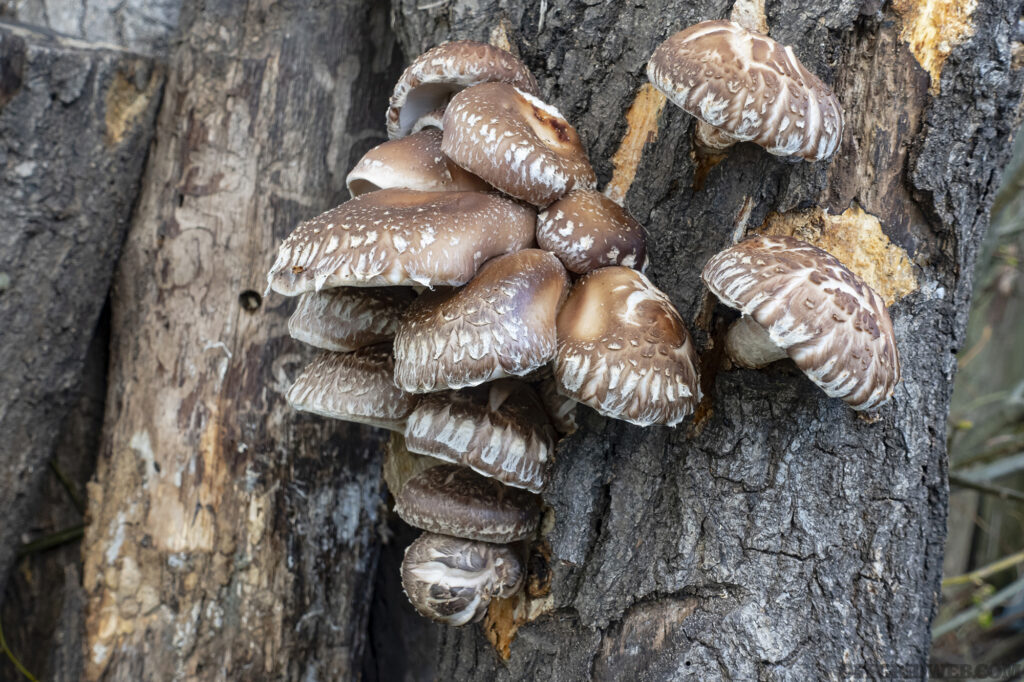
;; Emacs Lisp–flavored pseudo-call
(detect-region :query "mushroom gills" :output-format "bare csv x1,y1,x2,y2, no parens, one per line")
724,315,789,368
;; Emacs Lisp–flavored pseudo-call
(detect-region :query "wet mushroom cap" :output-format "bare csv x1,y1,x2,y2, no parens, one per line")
387,40,540,139
288,286,415,352
345,128,490,197
394,464,541,543
286,345,417,431
401,532,524,626
701,234,900,410
647,20,843,161
266,189,535,295
404,381,556,493
394,249,570,393
537,189,648,274
442,82,596,207
555,267,702,427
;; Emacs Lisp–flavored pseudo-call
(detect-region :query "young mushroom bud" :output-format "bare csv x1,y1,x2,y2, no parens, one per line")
288,287,415,352
401,532,524,626
410,108,447,134
387,40,539,139
537,189,649,274
701,235,901,410
555,267,702,427
647,20,843,161
442,82,596,207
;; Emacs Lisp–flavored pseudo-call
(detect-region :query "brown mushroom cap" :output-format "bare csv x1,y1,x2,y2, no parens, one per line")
286,346,417,431
346,128,490,198
404,380,555,493
411,108,447,134
701,234,900,410
288,287,415,352
387,41,540,139
394,464,541,543
394,249,570,393
555,267,702,426
442,82,596,207
647,20,843,161
536,189,648,274
266,189,535,296
401,532,524,626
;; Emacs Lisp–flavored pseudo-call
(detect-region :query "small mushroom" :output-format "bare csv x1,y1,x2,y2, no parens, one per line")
394,249,570,393
410,108,447,134
401,532,524,626
394,464,541,543
288,287,415,352
387,41,539,139
647,20,843,161
404,380,556,493
266,189,535,295
701,234,900,410
555,267,702,427
286,345,417,431
442,82,596,207
345,128,490,197
536,189,648,274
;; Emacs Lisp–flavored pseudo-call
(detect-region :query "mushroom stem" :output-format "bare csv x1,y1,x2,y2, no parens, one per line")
729,0,769,34
724,315,788,369
694,120,737,153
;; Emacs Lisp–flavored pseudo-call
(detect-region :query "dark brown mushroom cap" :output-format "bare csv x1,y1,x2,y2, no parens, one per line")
288,287,415,352
442,82,596,207
401,532,524,626
404,381,556,493
394,464,541,543
346,128,490,197
647,20,843,161
286,346,417,431
266,189,535,296
394,249,570,393
387,41,540,139
537,190,648,274
555,267,702,426
701,235,900,410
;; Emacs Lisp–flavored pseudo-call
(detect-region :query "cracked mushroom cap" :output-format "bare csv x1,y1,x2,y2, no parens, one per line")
288,287,415,352
401,532,524,626
404,380,556,493
394,249,570,393
286,345,417,431
442,82,596,207
555,267,702,426
537,189,648,274
394,464,541,543
346,129,490,197
387,41,539,139
266,189,535,295
647,20,843,161
701,235,900,410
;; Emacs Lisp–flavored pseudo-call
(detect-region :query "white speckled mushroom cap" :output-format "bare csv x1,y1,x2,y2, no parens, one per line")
387,41,539,139
441,82,596,207
701,235,900,410
647,20,843,161
346,129,490,198
394,249,570,393
286,345,417,431
555,267,702,427
401,532,524,626
266,189,535,296
537,189,649,274
288,287,415,352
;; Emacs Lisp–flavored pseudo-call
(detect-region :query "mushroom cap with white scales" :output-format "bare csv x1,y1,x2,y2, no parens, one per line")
537,189,648,274
287,287,415,352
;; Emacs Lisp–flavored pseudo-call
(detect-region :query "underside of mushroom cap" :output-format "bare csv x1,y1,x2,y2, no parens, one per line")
387,41,539,139
647,20,843,161
701,235,900,410
286,345,417,431
288,287,415,352
266,189,535,296
404,380,556,493
401,532,524,626
442,82,596,207
394,249,570,393
394,464,541,543
537,189,648,274
555,266,702,426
